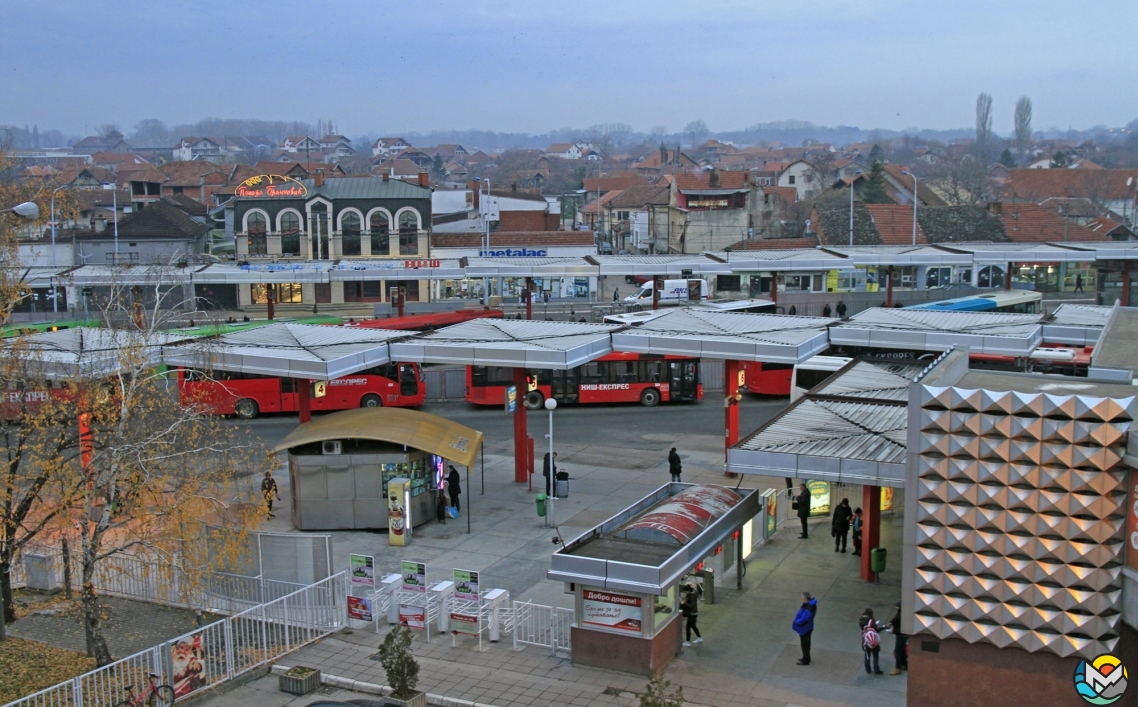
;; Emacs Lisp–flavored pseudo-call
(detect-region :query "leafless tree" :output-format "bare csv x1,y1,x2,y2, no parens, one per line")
1014,96,1033,158
683,121,709,148
975,93,994,148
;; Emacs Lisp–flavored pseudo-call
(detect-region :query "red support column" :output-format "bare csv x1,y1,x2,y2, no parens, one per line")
298,379,312,424
886,266,894,307
266,285,275,321
652,276,661,310
1123,262,1131,306
1005,262,1015,290
724,360,741,476
525,278,534,320
860,484,882,581
770,271,778,305
512,368,529,483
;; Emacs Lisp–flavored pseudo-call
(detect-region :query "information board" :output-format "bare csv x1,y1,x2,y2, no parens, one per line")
581,589,642,634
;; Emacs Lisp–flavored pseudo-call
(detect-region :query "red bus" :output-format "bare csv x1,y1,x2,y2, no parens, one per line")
344,309,504,331
178,362,425,419
466,353,702,409
741,362,795,396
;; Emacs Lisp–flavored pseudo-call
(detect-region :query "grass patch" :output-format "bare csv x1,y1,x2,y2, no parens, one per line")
0,637,96,703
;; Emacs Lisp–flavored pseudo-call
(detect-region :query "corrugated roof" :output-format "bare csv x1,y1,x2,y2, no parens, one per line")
812,359,927,401
389,318,619,369
831,308,1043,356
6,327,192,378
1049,303,1113,329
738,398,908,462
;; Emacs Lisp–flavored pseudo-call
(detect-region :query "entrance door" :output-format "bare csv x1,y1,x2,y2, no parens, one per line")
398,364,418,397
669,361,698,401
551,368,580,404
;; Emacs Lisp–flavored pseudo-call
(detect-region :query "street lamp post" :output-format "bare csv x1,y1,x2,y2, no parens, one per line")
50,185,69,270
847,170,862,247
0,202,39,219
901,171,918,245
544,397,557,528
477,178,492,305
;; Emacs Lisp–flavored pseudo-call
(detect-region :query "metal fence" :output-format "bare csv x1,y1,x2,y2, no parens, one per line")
2,572,348,707
511,600,573,655
423,368,467,401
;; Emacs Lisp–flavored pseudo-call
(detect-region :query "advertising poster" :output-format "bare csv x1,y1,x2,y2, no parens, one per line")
450,612,480,635
764,491,777,539
1127,473,1138,572
347,596,374,622
807,480,831,517
881,487,895,513
581,589,642,634
399,604,426,629
350,554,375,587
402,560,426,592
170,633,207,698
454,569,479,602
505,385,517,414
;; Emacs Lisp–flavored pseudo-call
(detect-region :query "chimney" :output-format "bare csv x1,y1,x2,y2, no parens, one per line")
988,201,1003,215
382,172,390,182
511,182,517,192
95,217,107,233
199,175,206,203
709,168,721,189
418,171,429,187
314,168,325,187
469,180,480,211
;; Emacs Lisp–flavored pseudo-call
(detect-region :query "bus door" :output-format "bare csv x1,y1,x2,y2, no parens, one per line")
551,368,580,404
398,364,419,397
669,361,699,401
279,377,297,412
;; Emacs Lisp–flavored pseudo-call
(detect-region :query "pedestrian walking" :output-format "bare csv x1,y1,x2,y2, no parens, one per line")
787,304,797,316
543,290,550,304
543,451,558,495
860,608,884,675
260,471,279,519
680,583,703,646
447,465,462,513
852,507,864,556
1075,273,1084,293
793,483,811,538
792,592,817,666
668,447,683,483
831,497,853,553
822,303,833,318
888,601,908,675
613,288,619,301
836,300,848,318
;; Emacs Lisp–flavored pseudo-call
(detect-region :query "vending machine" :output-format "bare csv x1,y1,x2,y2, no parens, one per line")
388,477,412,546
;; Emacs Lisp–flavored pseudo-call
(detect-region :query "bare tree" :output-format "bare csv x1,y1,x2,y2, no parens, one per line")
975,93,994,148
683,121,709,148
1014,96,1033,159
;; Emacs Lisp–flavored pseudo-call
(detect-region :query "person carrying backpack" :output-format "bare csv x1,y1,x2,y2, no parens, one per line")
860,608,884,675
851,507,863,556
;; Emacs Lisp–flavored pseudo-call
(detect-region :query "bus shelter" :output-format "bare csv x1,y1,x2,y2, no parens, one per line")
273,407,482,531
828,308,1042,357
8,326,193,379
161,322,410,421
548,483,760,675
1043,303,1113,346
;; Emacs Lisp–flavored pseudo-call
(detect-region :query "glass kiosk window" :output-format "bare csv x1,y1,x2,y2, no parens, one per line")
381,458,429,497
654,585,677,632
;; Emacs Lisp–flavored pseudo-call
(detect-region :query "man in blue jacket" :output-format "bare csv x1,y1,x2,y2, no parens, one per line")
793,592,818,666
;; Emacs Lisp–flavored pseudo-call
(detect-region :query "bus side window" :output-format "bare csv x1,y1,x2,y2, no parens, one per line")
581,362,604,384
643,361,661,382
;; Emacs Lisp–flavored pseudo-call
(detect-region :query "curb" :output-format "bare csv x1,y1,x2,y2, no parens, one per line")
270,665,501,707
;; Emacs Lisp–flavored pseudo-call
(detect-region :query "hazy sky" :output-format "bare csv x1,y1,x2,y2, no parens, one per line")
2,0,1135,137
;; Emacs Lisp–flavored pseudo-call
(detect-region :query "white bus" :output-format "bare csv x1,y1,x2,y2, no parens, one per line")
789,355,852,402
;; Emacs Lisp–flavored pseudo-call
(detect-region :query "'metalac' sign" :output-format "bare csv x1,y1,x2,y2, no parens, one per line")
235,175,309,198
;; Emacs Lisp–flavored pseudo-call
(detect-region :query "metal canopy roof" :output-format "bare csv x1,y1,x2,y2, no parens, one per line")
388,318,619,369
1043,303,1114,346
708,248,852,272
727,398,908,486
331,258,465,280
7,327,191,378
934,242,1090,263
1059,242,1138,260
830,308,1042,356
821,245,972,266
62,264,192,287
463,256,597,277
194,262,332,284
811,358,928,401
161,322,407,380
610,309,835,364
587,254,731,276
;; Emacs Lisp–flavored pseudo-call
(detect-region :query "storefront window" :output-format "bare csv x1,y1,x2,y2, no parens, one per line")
653,585,677,633
341,212,361,257
252,282,303,304
399,211,419,255
280,212,301,256
345,281,385,302
247,212,267,255
370,212,390,256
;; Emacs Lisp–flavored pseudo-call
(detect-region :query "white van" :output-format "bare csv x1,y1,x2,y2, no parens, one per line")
624,279,710,306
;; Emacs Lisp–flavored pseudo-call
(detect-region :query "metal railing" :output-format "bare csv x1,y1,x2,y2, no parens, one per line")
1,572,347,707
511,600,573,655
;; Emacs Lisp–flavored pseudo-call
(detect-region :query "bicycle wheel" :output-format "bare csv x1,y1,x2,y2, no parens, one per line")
114,700,134,707
148,686,175,707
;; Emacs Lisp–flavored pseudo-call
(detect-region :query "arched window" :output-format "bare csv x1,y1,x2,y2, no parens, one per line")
247,212,267,255
398,210,419,255
280,211,301,256
370,212,390,256
341,212,361,257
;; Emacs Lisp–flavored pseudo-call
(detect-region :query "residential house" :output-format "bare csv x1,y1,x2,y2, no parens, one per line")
75,197,211,265
776,160,822,201
545,143,581,160
1086,216,1135,241
882,165,947,207
582,174,648,196
631,147,699,178
319,135,356,161
604,183,669,254
173,137,222,161
668,171,752,252
280,136,323,154
371,137,411,157
90,151,151,171
373,158,425,181
71,130,132,155
1003,168,1138,225
579,189,624,239
393,148,432,169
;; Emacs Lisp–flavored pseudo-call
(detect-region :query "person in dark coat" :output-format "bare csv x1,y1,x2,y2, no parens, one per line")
787,304,797,316
543,452,557,495
792,592,817,666
795,483,811,538
852,507,864,556
822,303,832,318
680,584,703,646
613,288,619,301
836,300,848,318
446,465,461,513
831,497,853,553
668,447,682,483
888,601,908,674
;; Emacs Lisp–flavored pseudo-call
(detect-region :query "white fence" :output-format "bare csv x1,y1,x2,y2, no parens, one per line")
3,572,348,707
511,601,573,655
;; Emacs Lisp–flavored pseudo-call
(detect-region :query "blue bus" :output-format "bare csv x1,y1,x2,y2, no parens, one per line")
905,290,1042,314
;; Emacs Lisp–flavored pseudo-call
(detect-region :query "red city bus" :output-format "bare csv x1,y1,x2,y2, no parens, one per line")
466,353,702,409
741,362,795,396
178,362,425,419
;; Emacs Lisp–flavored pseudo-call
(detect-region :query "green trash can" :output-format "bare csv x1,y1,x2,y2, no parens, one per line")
536,493,547,517
870,547,887,573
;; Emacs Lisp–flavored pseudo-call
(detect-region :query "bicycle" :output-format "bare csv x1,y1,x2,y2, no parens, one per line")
115,673,175,707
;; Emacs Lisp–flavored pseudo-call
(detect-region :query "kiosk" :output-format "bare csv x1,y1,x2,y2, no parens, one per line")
548,483,760,675
273,407,482,531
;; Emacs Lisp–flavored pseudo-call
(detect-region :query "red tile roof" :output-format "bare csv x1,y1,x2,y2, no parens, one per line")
580,190,624,215
1004,168,1138,202
998,202,1098,242
673,171,749,190
882,165,946,207
865,204,927,245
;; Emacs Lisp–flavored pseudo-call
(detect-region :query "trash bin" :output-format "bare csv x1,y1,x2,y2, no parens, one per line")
870,547,887,573
535,494,547,517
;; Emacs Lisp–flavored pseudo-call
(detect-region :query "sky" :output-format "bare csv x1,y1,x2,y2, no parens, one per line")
1,0,1135,138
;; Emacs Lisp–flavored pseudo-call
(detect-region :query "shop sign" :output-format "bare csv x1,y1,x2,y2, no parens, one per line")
479,248,548,257
404,259,441,268
350,554,375,587
450,612,480,635
881,487,894,513
235,174,308,198
454,569,479,601
401,560,426,592
807,480,831,517
399,604,426,629
582,589,642,634
688,199,729,208
347,596,374,622
1127,472,1138,572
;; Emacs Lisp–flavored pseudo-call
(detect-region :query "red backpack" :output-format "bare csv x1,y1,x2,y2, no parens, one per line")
863,621,881,650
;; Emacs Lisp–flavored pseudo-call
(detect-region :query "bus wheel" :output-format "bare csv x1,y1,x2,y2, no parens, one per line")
234,399,259,419
523,390,544,410
640,388,661,407
361,394,383,408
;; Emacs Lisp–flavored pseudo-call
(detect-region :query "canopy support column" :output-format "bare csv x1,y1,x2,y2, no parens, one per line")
770,271,778,306
886,266,894,307
1123,262,1132,306
861,484,881,581
298,378,311,424
266,285,275,321
512,368,529,483
652,275,661,310
525,278,534,320
1005,262,1015,290
724,359,741,474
